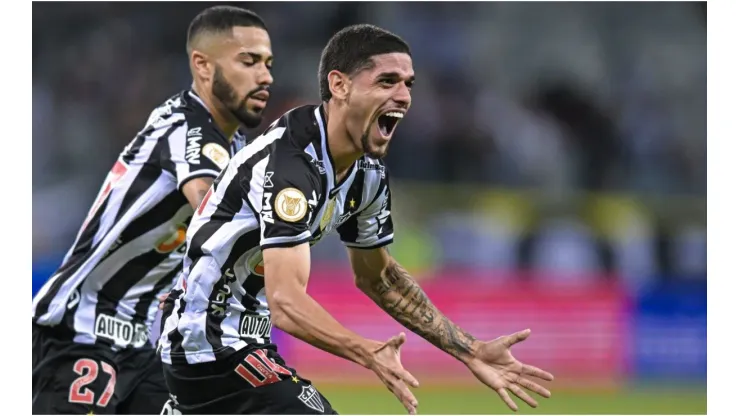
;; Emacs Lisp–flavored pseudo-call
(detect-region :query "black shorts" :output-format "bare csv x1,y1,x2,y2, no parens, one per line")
113,347,170,415
33,324,119,414
32,324,170,415
162,346,338,414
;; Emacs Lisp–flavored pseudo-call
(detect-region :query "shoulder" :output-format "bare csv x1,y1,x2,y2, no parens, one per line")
142,91,226,140
256,105,323,168
269,104,323,151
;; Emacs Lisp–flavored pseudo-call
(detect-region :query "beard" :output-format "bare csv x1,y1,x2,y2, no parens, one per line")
212,65,266,129
348,92,388,159
361,122,388,159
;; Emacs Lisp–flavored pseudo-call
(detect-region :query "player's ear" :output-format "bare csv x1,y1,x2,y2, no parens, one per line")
327,70,350,101
190,50,212,82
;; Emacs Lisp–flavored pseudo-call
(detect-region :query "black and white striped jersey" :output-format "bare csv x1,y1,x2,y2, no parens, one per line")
32,90,245,350
159,105,393,365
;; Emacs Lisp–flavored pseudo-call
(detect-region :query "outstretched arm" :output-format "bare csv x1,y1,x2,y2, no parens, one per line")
349,246,554,412
264,243,420,414
349,247,480,363
264,243,379,368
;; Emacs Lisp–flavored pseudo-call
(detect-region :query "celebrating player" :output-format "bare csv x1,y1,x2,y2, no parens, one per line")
159,23,554,415
31,6,273,414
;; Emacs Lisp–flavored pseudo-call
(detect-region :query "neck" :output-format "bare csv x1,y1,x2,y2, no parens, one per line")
323,101,363,176
192,82,238,141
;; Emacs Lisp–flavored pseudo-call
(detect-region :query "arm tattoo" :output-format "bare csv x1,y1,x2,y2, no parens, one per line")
358,258,478,361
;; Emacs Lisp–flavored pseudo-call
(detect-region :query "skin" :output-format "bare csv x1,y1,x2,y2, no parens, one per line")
264,52,554,414
183,25,274,210
325,52,414,177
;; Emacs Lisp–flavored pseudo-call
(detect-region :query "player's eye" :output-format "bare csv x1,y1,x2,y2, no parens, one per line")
405,81,414,90
380,79,395,87
242,61,256,67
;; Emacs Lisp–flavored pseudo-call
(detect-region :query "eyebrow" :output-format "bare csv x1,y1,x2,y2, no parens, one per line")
375,72,415,83
238,52,272,62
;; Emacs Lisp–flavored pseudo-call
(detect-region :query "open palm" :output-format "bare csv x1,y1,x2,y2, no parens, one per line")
466,329,555,411
370,332,420,414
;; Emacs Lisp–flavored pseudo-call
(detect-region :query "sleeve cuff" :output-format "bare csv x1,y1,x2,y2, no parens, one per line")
260,230,313,250
260,236,312,250
177,169,220,192
343,235,394,250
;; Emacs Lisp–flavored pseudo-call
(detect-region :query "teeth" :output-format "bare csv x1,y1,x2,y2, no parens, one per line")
384,111,404,119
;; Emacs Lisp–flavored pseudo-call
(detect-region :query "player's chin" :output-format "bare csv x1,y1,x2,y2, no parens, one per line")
367,139,390,159
236,109,264,128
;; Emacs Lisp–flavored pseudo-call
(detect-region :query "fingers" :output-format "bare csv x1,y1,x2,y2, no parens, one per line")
496,387,518,412
388,377,418,414
504,328,531,347
157,293,168,310
509,384,538,408
398,368,420,388
516,376,551,398
387,332,407,349
522,364,555,381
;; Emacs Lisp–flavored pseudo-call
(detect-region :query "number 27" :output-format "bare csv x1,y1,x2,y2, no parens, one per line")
68,359,116,407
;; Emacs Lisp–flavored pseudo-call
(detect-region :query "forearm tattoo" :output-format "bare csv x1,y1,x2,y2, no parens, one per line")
360,258,478,361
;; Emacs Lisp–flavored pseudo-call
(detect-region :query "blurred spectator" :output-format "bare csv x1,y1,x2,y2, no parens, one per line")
33,2,706,283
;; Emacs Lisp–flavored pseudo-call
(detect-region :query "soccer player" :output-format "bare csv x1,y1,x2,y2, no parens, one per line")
158,24,554,415
31,6,274,414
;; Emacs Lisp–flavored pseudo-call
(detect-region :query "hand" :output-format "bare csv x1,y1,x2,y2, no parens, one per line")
368,332,421,414
466,329,555,411
157,293,170,310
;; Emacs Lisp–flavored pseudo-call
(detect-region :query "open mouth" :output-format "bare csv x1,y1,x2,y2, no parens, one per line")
376,111,404,138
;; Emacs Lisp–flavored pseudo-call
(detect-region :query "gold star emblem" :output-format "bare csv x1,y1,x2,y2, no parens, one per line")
292,375,300,383
349,198,355,209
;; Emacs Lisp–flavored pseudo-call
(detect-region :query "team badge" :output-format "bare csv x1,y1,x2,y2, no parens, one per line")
297,385,325,412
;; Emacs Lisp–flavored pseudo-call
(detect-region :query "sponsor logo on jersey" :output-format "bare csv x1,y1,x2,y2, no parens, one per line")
145,97,181,128
274,188,308,222
311,159,326,174
238,314,272,340
358,159,386,178
263,171,274,188
185,127,203,165
94,314,149,348
209,268,236,318
246,249,265,276
155,224,188,254
261,192,274,224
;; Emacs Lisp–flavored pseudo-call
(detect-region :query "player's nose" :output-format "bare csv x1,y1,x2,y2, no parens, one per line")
392,84,411,108
258,66,273,86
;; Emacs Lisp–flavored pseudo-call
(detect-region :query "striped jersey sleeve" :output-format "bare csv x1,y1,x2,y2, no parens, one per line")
162,115,231,192
254,137,321,250
337,165,394,249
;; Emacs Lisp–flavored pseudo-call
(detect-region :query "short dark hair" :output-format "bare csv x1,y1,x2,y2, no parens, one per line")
187,6,267,53
318,24,411,102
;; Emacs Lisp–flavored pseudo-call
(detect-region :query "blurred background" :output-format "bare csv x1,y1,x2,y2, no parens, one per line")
32,2,706,414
